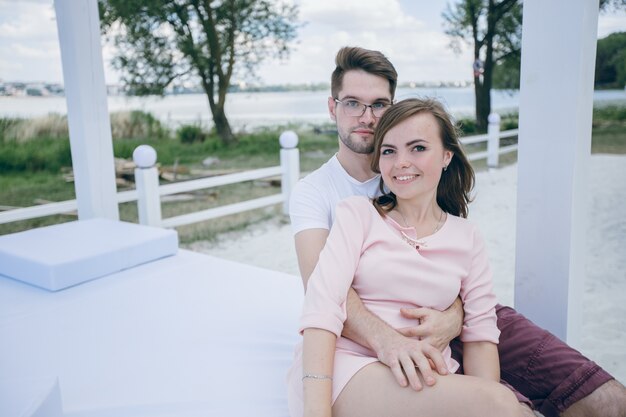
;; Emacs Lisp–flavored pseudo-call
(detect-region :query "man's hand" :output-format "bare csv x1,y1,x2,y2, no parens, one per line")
370,325,449,391
396,298,464,351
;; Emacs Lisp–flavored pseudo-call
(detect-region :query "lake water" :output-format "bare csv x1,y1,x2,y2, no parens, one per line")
1,87,624,130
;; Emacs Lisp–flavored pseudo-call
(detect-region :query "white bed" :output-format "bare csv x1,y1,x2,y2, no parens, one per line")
0,231,302,416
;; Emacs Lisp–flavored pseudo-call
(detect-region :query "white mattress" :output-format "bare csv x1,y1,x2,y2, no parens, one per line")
0,249,303,417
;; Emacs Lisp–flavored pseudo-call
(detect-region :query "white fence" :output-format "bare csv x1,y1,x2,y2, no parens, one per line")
0,115,517,229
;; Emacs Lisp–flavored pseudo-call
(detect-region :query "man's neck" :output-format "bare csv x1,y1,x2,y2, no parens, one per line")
336,146,378,183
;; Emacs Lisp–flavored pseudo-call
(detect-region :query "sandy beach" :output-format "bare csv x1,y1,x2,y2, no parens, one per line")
185,154,626,385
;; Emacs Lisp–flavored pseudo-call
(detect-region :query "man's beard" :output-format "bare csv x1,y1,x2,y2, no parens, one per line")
338,131,375,155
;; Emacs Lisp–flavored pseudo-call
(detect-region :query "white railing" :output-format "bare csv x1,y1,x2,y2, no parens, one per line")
462,113,519,166
0,114,518,228
129,130,300,228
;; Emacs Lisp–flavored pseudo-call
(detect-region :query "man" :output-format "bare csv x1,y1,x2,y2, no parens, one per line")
289,46,626,417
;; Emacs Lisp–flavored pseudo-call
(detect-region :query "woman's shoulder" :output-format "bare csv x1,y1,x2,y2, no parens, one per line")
339,195,372,207
447,213,475,226
335,196,379,220
443,214,486,248
443,213,481,235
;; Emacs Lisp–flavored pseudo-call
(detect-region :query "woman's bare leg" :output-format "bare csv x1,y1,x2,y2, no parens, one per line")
333,362,524,417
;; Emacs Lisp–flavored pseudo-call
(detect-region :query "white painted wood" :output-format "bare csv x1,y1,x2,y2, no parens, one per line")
461,133,490,145
135,167,163,227
161,194,284,228
487,113,501,168
280,148,300,214
116,189,140,204
499,144,518,155
157,166,282,196
499,129,519,139
514,0,599,346
54,0,119,220
468,150,490,161
0,201,78,224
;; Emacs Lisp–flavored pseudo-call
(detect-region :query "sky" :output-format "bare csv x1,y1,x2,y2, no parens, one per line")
0,0,625,86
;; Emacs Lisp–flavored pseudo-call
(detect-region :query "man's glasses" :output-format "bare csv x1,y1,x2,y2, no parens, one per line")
334,98,391,118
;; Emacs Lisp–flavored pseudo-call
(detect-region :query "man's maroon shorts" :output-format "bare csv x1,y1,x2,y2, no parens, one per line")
450,304,614,417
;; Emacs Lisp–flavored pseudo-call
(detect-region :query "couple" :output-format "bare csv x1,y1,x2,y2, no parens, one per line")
286,47,625,416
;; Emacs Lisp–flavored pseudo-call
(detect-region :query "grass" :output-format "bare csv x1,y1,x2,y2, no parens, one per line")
0,124,340,239
592,125,626,153
0,105,623,240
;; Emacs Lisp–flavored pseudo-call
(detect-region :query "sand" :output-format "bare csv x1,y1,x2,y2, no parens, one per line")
185,154,626,385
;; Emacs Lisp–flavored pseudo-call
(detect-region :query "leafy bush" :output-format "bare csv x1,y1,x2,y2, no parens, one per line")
177,124,207,144
593,105,626,124
0,138,71,173
0,114,69,142
0,118,20,142
457,117,478,135
110,110,169,140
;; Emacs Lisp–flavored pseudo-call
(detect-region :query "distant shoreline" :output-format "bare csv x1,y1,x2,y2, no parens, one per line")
1,89,624,131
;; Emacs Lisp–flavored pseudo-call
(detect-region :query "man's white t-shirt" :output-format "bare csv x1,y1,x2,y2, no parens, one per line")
289,155,381,234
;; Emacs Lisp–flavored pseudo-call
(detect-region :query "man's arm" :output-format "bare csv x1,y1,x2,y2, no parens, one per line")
294,229,449,388
296,229,462,352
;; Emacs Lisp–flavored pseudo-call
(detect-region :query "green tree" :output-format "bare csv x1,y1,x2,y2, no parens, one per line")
443,0,522,131
98,0,299,145
595,32,626,89
492,52,520,90
443,1,625,129
600,0,626,10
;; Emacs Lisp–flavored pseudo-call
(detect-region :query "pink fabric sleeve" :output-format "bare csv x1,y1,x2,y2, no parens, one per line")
459,226,500,343
299,197,369,337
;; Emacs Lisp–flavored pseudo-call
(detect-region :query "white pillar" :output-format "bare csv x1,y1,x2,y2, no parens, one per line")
279,131,300,215
54,0,119,220
133,146,162,227
487,113,501,168
514,0,599,346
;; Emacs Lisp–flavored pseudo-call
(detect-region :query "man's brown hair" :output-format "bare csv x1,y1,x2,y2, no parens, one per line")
331,46,398,99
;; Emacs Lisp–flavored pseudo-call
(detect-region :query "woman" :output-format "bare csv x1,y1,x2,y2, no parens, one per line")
287,98,523,417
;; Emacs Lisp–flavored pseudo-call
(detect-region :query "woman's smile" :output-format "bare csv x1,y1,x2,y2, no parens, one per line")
393,174,419,183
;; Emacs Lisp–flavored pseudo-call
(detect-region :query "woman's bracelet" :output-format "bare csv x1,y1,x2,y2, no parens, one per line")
302,373,333,381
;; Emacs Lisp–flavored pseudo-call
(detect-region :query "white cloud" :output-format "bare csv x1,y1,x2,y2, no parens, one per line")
11,41,59,59
597,10,626,38
256,1,471,85
300,0,419,31
0,1,56,41
0,0,624,85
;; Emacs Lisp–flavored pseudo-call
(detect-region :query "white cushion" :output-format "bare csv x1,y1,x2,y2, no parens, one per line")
0,377,63,417
0,219,178,291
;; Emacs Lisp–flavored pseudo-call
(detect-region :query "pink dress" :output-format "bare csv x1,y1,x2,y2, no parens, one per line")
286,196,500,417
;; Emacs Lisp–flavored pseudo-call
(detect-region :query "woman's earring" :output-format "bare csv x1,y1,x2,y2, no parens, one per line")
443,165,448,172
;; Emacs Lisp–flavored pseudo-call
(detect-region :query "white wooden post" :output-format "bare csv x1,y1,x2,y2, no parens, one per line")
279,131,300,215
54,0,119,220
487,113,501,168
514,0,599,346
133,145,162,227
